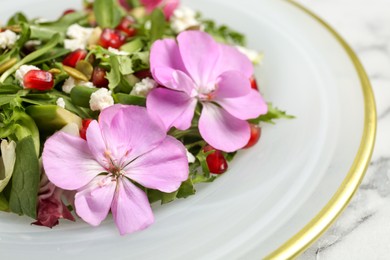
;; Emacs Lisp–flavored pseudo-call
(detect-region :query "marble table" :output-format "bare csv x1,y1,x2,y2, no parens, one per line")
293,0,390,259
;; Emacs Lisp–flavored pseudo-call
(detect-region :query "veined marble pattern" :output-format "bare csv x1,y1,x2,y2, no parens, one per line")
295,0,390,259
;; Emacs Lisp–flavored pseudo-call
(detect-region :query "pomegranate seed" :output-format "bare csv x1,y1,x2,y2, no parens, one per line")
79,119,93,140
250,76,258,90
203,145,228,174
116,16,137,37
134,69,153,79
244,124,262,149
92,67,109,88
99,28,126,49
23,70,54,91
62,49,88,68
62,9,76,16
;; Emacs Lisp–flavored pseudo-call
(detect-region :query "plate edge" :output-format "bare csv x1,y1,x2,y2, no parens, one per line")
265,1,377,259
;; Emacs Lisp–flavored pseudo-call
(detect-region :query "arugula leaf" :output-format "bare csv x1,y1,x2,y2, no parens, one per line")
117,56,134,75
150,9,166,43
30,12,87,41
7,12,28,26
106,56,121,89
202,19,246,46
250,103,295,124
177,178,196,199
94,0,122,28
9,136,40,219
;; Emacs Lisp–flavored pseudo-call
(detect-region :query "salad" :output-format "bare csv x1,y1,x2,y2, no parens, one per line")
0,0,292,235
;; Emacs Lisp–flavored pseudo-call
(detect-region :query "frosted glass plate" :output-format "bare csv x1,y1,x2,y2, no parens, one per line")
0,0,375,259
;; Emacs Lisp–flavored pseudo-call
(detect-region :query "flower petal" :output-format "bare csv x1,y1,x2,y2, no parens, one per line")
112,178,154,235
75,175,116,226
215,70,251,98
147,88,197,131
42,132,106,190
215,89,268,120
214,44,254,79
177,31,220,86
86,120,109,169
150,39,186,86
199,103,250,152
124,136,189,193
99,105,167,166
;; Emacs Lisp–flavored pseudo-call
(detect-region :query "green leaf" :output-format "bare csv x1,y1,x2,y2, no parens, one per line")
94,0,122,28
150,9,166,43
7,12,28,26
120,38,144,53
249,103,295,124
114,93,146,106
117,56,134,75
131,51,150,71
9,136,40,219
30,48,70,65
30,11,87,41
177,178,196,199
0,95,17,106
106,56,121,89
0,193,9,211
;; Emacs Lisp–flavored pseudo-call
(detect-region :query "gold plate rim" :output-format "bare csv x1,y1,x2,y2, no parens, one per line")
265,1,377,259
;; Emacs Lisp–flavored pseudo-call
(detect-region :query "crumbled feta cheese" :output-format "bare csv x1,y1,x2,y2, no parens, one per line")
130,77,157,97
64,39,86,51
170,6,200,33
62,77,95,94
56,98,66,108
186,149,196,164
108,47,129,56
65,24,94,51
89,88,114,111
0,30,19,49
236,46,264,65
15,65,40,86
144,20,152,30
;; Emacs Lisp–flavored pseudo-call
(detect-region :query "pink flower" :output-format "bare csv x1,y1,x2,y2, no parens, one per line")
147,31,268,152
140,0,179,19
32,173,75,228
42,105,189,235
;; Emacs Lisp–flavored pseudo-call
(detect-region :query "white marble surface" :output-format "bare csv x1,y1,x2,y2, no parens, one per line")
294,0,390,259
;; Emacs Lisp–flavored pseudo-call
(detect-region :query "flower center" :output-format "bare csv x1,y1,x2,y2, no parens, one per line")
198,84,217,101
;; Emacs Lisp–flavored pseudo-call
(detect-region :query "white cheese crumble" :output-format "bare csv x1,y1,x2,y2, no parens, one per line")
130,77,157,97
186,149,196,164
170,6,200,33
65,24,94,51
89,88,114,111
108,47,129,56
56,98,66,108
62,77,95,94
0,30,19,49
15,65,40,87
236,46,264,65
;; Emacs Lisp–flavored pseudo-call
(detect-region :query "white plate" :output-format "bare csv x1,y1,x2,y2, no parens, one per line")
0,0,375,259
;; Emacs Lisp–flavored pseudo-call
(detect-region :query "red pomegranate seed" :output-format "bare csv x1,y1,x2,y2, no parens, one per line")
62,49,88,68
250,76,258,90
92,67,109,88
134,69,153,79
244,124,262,149
23,70,54,91
99,28,126,49
116,16,137,37
62,9,76,16
79,119,93,140
203,145,228,174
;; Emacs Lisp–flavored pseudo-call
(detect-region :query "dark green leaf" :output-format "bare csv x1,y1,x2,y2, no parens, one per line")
177,178,196,199
94,0,122,28
0,193,9,211
150,9,166,43
7,12,28,26
9,136,40,219
249,103,294,124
